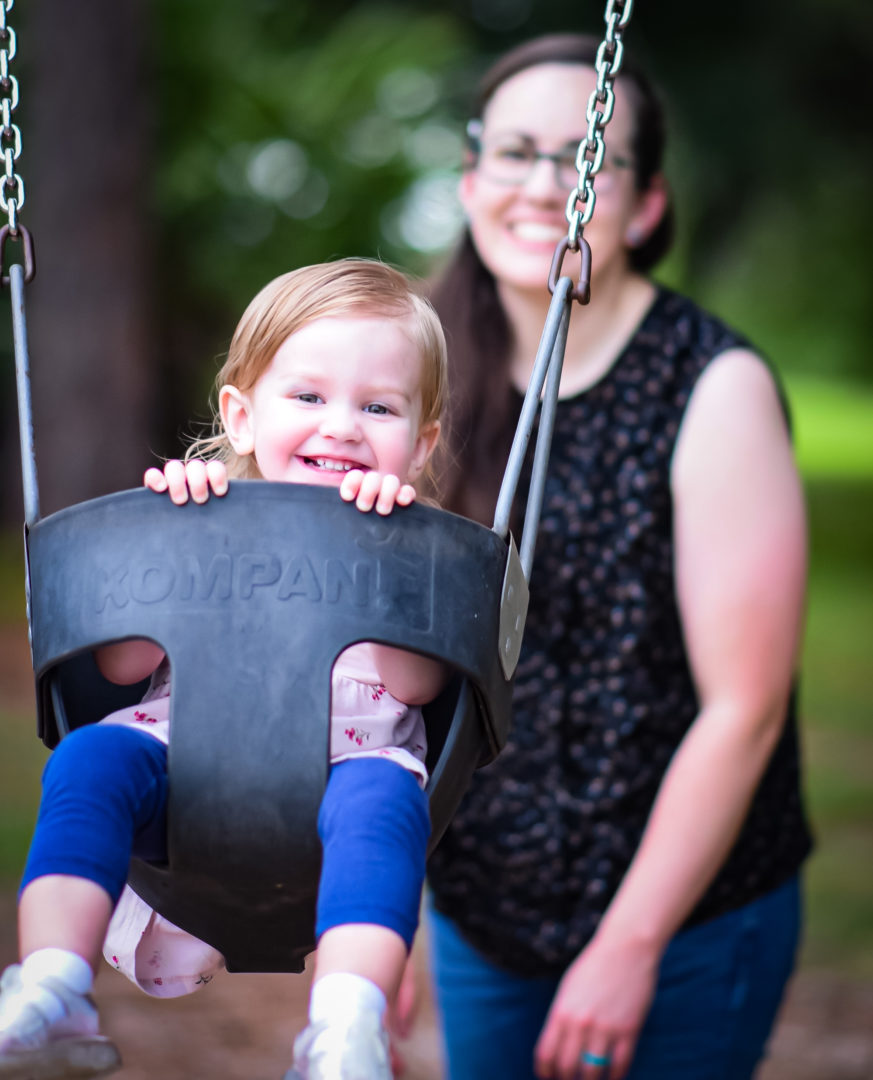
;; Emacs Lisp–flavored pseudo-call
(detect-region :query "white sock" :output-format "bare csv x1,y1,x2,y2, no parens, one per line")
19,949,94,1023
21,949,93,996
309,973,386,1026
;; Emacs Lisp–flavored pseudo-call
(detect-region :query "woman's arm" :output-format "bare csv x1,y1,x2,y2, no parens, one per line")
600,350,807,945
535,349,808,1080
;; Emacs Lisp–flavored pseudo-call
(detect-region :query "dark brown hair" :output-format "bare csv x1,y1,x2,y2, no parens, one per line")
429,33,673,524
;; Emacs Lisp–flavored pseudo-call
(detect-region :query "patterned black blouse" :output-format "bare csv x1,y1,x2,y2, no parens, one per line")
427,287,813,977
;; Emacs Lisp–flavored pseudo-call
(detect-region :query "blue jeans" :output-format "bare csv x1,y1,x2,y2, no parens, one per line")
426,876,801,1080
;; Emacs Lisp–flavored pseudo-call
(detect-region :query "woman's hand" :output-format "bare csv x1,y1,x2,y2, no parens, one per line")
534,934,659,1080
339,470,416,514
144,459,229,505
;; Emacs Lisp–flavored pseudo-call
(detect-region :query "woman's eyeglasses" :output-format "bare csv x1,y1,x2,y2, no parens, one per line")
467,120,633,192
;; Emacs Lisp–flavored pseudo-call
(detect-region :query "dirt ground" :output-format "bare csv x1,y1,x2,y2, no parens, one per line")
2,628,873,1079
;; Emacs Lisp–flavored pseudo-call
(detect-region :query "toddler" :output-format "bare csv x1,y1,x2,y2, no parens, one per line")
0,259,447,1080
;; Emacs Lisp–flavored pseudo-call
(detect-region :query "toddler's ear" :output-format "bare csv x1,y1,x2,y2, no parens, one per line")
408,420,441,482
219,385,255,457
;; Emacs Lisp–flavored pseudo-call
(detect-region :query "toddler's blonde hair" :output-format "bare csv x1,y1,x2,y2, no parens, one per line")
187,258,447,481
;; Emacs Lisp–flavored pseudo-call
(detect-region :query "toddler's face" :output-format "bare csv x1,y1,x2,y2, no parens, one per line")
221,315,437,487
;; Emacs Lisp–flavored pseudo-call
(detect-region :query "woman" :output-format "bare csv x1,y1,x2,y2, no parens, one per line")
422,33,812,1080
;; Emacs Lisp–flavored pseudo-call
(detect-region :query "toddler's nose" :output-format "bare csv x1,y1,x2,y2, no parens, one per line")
319,402,360,441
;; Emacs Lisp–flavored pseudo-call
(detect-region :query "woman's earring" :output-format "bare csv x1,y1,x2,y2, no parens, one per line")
625,225,644,248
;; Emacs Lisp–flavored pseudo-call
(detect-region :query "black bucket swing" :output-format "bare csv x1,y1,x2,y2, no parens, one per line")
1,0,632,976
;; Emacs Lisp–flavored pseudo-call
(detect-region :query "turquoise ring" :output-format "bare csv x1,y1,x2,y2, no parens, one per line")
581,1050,611,1068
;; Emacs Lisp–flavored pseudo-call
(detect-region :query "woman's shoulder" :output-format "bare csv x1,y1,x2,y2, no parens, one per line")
679,346,793,450
653,288,793,432
643,286,755,360
626,285,791,417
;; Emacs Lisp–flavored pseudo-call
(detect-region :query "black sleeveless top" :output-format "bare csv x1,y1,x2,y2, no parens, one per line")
428,287,813,977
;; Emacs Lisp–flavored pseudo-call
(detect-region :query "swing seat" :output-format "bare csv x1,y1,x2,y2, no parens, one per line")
26,481,527,973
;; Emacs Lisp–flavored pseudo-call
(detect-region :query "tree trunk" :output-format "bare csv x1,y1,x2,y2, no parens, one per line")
13,0,155,517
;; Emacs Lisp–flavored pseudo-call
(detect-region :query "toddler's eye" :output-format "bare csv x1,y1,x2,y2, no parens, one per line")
295,392,322,404
364,403,390,415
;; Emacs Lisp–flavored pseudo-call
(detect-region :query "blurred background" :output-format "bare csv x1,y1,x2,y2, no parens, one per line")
1,0,871,1075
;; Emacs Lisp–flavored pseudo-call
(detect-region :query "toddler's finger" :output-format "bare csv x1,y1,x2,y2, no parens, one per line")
185,459,210,504
340,469,365,502
205,459,229,496
396,484,417,506
355,470,384,513
144,467,168,492
163,459,189,505
375,474,402,515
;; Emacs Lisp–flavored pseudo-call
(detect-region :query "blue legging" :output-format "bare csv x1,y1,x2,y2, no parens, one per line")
317,758,430,949
21,725,430,949
21,724,169,904
427,876,801,1080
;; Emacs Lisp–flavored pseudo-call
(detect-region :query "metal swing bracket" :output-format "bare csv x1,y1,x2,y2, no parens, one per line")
492,275,574,679
498,535,527,681
491,0,634,678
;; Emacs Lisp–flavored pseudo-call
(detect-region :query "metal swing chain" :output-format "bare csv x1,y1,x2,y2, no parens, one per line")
548,0,634,303
1,0,38,528
0,0,34,283
0,0,23,230
498,0,637,580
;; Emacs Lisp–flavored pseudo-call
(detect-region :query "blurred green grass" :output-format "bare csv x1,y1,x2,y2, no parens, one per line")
0,704,45,885
0,377,871,974
788,376,873,481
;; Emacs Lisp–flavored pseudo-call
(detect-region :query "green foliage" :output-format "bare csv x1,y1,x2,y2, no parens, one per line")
0,533,25,624
798,479,873,972
801,560,873,738
803,824,873,976
154,1,472,319
692,179,873,386
788,379,873,481
0,708,44,886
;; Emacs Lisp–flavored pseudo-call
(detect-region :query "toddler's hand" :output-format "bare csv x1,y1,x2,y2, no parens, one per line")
144,459,229,506
339,470,416,514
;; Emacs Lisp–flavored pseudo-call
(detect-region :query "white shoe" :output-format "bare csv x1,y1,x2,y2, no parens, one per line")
0,965,121,1079
284,1011,392,1080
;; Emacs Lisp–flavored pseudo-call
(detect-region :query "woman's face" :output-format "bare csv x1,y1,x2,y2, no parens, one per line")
460,63,652,297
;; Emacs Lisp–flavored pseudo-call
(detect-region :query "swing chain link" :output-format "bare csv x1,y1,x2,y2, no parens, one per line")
551,0,633,304
0,0,24,234
0,0,31,286
565,0,633,248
